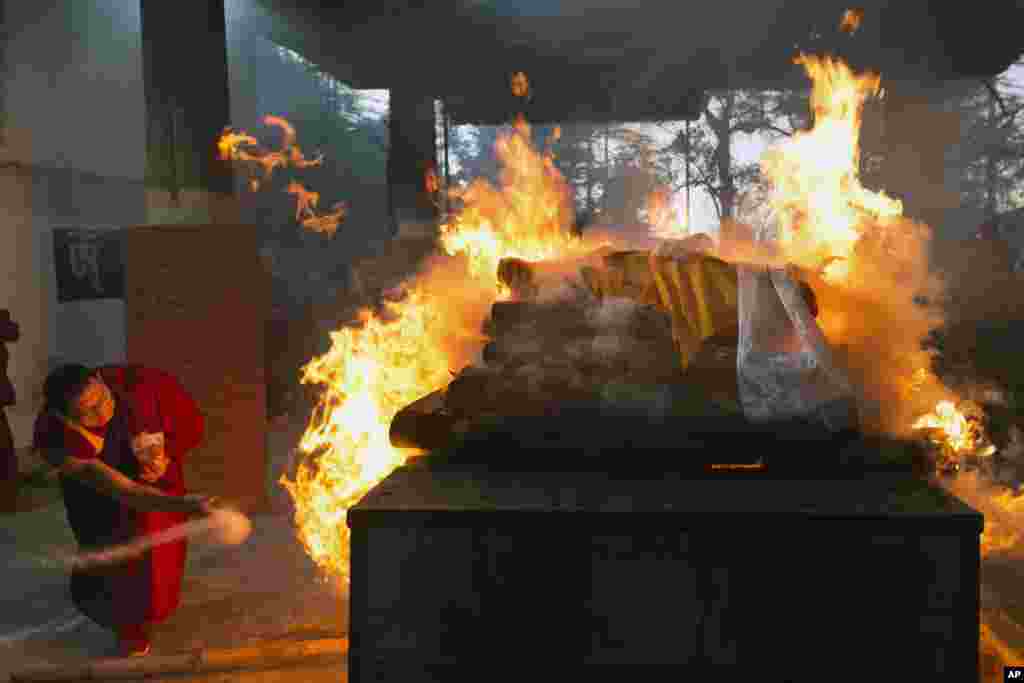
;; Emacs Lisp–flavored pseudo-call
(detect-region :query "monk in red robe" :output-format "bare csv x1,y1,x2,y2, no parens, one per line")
33,364,214,656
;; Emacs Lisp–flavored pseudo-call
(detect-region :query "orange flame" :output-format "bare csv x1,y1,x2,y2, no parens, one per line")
279,112,581,580
278,288,457,579
913,400,995,459
263,115,324,170
511,71,530,99
761,54,900,284
286,182,346,237
440,115,583,290
216,115,323,186
759,54,997,461
942,472,1022,557
218,116,341,235
839,8,863,35
425,165,440,195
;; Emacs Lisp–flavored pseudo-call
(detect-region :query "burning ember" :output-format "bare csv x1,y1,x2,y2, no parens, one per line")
839,8,864,35
912,400,995,462
286,181,347,236
510,71,530,99
217,115,343,235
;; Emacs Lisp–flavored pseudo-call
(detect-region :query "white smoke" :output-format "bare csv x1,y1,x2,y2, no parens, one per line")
586,296,639,330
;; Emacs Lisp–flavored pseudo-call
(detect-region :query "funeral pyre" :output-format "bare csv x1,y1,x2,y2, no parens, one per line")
220,47,1024,581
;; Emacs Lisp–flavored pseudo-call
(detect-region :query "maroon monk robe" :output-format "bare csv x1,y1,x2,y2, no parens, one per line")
32,365,204,630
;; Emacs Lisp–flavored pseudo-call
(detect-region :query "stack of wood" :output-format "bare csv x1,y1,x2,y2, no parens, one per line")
391,248,747,451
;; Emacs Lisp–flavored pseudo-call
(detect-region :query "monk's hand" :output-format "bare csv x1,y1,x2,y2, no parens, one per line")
182,494,219,516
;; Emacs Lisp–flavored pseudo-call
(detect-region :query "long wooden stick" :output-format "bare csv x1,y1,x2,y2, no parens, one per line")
10,636,348,682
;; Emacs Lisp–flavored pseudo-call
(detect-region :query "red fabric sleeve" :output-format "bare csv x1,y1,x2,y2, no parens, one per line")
145,369,205,459
105,367,204,462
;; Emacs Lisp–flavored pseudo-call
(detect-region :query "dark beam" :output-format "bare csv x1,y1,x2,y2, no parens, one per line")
387,90,438,238
253,0,1024,98
140,0,234,200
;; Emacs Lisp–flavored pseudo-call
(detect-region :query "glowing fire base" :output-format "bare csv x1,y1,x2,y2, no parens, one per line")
349,462,981,680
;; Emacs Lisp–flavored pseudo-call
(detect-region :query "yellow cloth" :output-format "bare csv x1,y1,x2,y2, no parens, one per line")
581,251,739,370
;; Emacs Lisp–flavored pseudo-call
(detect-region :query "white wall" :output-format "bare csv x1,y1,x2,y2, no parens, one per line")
1,1,147,445
5,1,146,180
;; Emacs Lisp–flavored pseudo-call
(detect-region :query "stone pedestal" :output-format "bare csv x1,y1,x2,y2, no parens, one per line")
125,224,269,512
350,459,981,681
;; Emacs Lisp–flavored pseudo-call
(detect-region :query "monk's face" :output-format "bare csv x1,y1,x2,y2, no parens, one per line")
71,376,115,428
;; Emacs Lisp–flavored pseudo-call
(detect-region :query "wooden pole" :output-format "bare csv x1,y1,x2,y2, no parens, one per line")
10,637,348,682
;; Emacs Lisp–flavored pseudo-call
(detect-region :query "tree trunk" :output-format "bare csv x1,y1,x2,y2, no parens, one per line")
985,91,999,220
709,93,736,220
585,147,594,215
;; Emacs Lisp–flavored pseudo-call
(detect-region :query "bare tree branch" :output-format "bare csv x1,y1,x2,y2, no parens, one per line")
730,121,794,138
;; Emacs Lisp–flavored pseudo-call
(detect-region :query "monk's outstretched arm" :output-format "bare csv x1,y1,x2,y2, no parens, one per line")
58,454,213,514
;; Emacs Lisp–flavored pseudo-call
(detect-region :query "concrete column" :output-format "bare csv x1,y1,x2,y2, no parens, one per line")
0,164,49,446
140,0,238,225
135,1,267,510
388,90,438,240
0,1,48,447
879,88,962,232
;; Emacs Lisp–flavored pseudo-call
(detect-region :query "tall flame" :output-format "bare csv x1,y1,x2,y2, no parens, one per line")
762,54,901,283
440,116,583,287
758,48,997,463
276,104,582,580
278,289,455,577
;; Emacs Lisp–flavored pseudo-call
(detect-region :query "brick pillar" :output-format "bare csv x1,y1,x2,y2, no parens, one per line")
388,90,438,240
125,224,269,512
132,1,268,511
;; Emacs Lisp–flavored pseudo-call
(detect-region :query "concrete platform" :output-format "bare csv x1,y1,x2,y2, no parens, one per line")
350,466,982,682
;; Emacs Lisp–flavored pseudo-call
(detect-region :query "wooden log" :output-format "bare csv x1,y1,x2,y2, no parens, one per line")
445,366,549,418
9,637,348,682
489,301,592,339
626,304,674,341
444,366,499,417
490,301,536,330
389,390,459,450
497,257,539,300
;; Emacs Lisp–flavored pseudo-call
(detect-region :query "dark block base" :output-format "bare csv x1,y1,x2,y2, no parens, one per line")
349,466,982,682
